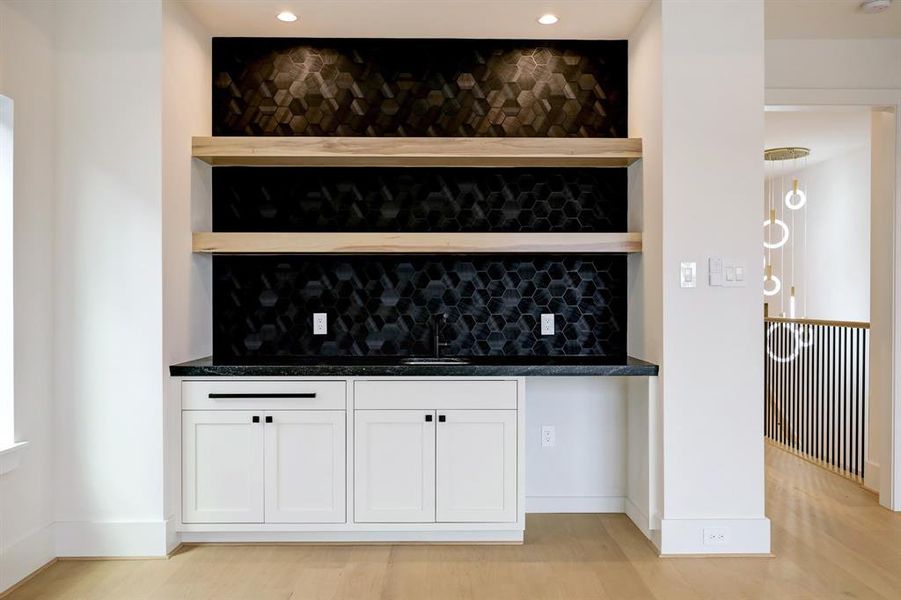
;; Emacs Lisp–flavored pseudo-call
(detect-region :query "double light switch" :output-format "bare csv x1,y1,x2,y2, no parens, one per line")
708,257,746,287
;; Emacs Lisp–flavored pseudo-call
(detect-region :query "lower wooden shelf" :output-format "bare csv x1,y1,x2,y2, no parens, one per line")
192,232,642,254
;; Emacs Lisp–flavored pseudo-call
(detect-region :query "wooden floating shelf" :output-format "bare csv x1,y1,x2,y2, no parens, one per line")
192,136,642,168
193,232,642,254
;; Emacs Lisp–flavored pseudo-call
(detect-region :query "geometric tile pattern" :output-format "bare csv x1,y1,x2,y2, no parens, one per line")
212,38,627,137
213,255,627,360
213,167,627,233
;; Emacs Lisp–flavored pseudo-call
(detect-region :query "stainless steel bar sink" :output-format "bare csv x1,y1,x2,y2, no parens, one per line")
399,357,471,366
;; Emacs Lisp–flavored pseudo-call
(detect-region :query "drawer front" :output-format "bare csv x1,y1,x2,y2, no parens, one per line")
354,380,517,410
182,380,346,410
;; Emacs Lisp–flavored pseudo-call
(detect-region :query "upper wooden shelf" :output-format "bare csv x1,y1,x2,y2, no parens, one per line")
192,137,642,168
193,232,642,254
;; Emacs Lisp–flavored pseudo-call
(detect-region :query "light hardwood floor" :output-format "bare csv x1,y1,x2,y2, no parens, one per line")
6,445,901,600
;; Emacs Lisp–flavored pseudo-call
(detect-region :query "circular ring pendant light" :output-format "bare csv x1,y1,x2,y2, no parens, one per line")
763,274,782,297
785,188,807,210
784,177,807,210
763,211,789,249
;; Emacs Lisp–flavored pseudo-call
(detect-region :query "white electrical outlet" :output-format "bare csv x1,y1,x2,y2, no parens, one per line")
313,313,327,335
540,313,555,336
703,527,729,546
541,425,556,447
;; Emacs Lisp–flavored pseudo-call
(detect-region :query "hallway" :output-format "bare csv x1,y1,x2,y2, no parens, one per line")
4,446,899,600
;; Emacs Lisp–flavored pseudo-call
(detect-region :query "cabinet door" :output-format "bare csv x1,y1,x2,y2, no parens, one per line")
436,410,517,523
354,410,436,523
264,411,346,523
183,411,264,523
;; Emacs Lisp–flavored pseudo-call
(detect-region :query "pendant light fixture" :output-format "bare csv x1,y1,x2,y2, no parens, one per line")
764,146,812,362
763,209,790,249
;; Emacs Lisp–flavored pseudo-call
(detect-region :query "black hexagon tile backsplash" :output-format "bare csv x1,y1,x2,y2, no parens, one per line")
213,167,626,233
212,38,627,137
213,255,626,360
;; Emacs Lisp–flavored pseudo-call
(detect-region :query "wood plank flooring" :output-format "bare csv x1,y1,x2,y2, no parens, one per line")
6,445,901,599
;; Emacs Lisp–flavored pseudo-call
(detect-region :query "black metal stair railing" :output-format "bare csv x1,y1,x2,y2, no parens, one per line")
764,317,869,481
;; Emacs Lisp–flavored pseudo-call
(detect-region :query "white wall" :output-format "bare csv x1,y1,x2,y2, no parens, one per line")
161,0,212,550
766,39,901,91
525,378,627,512
651,0,768,554
52,0,167,556
0,0,57,590
765,146,871,322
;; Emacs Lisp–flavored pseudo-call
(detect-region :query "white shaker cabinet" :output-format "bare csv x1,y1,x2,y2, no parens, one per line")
354,409,437,523
183,410,265,524
179,378,524,542
264,410,346,524
353,381,519,525
436,409,517,523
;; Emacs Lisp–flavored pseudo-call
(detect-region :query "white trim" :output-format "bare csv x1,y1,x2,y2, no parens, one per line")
54,521,169,557
525,495,625,513
0,523,54,595
179,530,523,544
0,440,28,475
165,517,179,554
0,95,13,450
624,497,650,537
659,517,771,555
864,460,881,493
178,521,523,532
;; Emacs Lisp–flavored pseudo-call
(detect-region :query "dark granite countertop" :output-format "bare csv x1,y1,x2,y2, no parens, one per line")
169,355,658,377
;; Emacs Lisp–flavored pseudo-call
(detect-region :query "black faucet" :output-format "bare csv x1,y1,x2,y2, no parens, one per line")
432,313,451,358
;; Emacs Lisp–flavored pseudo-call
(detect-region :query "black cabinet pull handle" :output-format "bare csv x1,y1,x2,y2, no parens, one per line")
425,414,433,422
438,415,446,423
210,393,316,399
252,416,260,423
265,416,273,423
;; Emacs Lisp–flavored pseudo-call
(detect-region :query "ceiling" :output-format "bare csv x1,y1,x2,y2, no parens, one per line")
182,1,652,39
764,108,871,173
765,0,901,39
183,0,901,39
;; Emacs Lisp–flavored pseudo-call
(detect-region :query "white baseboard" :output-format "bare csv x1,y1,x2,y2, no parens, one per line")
659,518,771,555
624,497,651,537
864,460,880,493
55,520,169,557
165,517,180,554
0,523,55,594
526,495,625,513
180,530,523,544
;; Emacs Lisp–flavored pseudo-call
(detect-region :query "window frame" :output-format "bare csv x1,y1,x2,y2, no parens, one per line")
1,94,17,457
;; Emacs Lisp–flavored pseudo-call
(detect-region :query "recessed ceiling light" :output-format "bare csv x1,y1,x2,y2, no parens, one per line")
277,11,298,23
860,0,891,13
538,14,559,25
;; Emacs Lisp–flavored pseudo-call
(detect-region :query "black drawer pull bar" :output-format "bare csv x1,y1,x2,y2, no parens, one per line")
209,393,317,399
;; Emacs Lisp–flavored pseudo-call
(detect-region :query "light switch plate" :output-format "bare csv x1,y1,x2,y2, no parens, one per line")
680,262,697,288
540,313,555,336
313,313,327,335
708,257,747,288
709,257,724,286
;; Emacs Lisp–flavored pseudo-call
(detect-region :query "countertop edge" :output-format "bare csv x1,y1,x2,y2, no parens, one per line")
169,358,659,378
